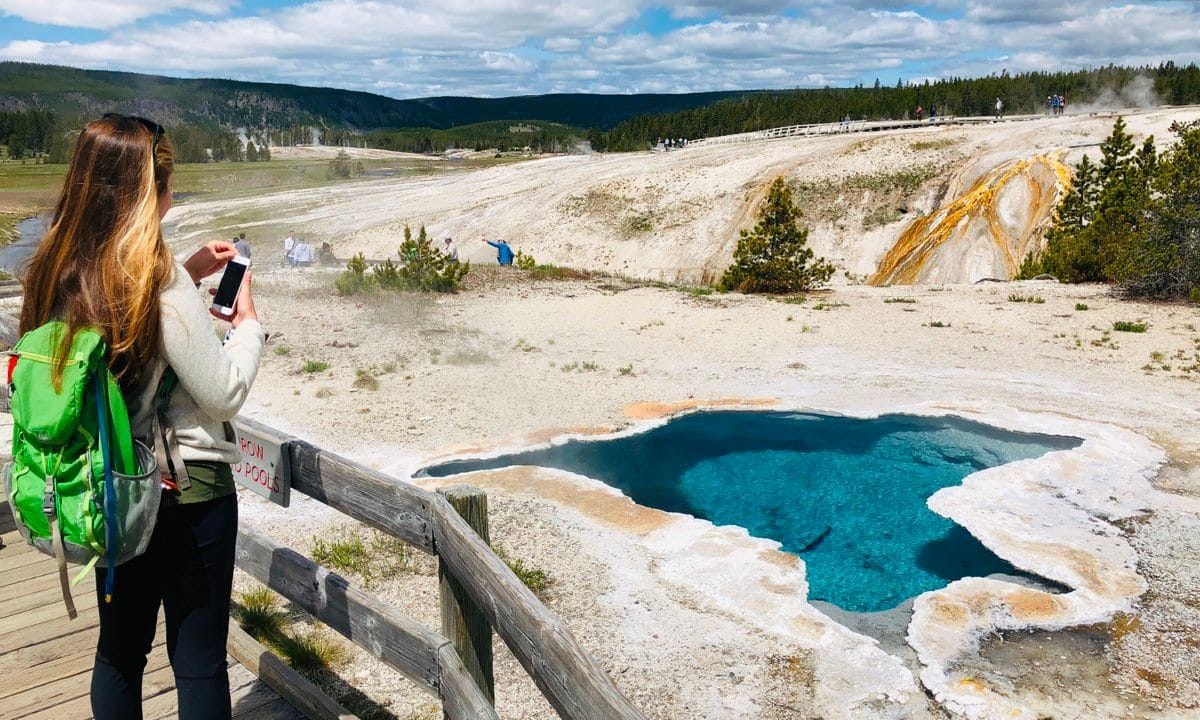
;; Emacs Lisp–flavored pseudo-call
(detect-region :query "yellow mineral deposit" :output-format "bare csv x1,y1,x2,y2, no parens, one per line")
869,152,1072,285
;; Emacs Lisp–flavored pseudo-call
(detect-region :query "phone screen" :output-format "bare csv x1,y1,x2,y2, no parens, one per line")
212,260,248,311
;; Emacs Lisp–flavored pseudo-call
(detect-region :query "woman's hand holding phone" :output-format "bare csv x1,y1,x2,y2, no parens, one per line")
207,271,258,327
185,241,237,284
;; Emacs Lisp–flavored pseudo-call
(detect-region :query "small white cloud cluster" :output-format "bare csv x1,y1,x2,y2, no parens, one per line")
0,1,1197,97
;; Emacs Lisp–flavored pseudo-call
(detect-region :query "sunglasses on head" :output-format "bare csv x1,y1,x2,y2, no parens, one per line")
102,113,165,148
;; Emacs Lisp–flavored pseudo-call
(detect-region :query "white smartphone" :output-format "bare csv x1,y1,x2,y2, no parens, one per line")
210,255,250,317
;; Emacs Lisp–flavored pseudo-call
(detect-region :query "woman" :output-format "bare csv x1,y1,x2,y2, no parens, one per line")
19,114,265,719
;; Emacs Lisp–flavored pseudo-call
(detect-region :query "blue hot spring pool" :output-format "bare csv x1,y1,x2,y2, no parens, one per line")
422,411,1081,612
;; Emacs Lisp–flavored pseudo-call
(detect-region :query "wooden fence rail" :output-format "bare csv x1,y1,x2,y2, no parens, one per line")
235,417,646,720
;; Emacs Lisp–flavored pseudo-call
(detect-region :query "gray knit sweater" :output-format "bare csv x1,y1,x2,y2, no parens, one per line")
127,263,265,465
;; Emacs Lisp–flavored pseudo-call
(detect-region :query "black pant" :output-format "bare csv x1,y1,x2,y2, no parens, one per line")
91,492,238,720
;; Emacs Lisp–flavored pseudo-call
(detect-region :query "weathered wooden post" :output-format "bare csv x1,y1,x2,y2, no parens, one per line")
437,485,494,712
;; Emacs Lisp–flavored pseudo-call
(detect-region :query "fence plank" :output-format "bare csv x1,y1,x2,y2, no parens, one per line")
226,621,359,720
431,497,646,720
234,418,435,553
437,486,495,711
234,527,443,695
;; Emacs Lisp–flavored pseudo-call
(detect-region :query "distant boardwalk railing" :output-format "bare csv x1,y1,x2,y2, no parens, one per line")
687,114,1047,148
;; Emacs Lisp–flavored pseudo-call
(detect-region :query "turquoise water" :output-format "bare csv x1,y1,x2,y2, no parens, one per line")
423,412,1080,612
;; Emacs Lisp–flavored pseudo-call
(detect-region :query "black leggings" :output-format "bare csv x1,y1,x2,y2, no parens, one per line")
91,492,238,720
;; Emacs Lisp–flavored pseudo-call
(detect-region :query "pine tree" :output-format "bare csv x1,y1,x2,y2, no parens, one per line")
1120,120,1200,298
245,141,259,162
719,177,835,293
396,225,469,292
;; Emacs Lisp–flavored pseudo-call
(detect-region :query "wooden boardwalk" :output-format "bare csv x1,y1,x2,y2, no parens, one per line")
0,513,305,720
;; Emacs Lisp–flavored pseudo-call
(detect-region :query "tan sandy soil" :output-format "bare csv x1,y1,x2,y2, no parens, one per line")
227,266,1199,719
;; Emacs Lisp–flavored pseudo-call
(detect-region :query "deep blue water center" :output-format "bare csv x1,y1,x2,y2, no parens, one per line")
423,412,1080,612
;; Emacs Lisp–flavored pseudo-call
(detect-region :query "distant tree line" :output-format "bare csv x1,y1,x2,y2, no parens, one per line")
1020,116,1200,301
592,63,1200,151
0,110,272,164
0,109,58,159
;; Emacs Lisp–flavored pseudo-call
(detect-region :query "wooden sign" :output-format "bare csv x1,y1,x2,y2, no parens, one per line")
232,422,292,507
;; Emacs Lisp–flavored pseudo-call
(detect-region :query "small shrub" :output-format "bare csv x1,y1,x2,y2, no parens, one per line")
581,361,600,371
274,345,292,356
334,253,376,296
1008,293,1046,303
353,368,380,391
1113,320,1148,333
1075,303,1089,311
884,297,917,304
302,359,331,373
314,387,334,399
514,250,537,271
514,338,539,352
928,321,950,328
1191,287,1200,304
617,364,634,376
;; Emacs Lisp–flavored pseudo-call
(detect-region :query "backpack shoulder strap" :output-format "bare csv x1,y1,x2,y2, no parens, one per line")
152,367,191,493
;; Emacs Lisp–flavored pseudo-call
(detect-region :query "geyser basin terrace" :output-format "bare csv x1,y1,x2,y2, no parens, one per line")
423,411,1081,612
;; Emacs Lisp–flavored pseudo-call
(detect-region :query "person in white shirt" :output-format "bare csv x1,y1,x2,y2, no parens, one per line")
443,237,459,263
292,239,313,267
283,231,296,267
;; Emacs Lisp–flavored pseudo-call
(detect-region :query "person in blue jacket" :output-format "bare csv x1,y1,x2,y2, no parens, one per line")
485,239,514,265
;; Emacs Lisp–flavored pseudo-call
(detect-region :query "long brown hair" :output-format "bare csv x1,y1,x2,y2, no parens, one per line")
19,115,175,390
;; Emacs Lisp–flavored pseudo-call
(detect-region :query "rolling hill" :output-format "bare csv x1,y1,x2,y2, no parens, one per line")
0,62,747,131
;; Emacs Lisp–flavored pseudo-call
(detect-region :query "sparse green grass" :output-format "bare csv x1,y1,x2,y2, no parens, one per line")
812,301,848,311
233,587,348,673
514,338,539,352
581,361,599,371
1008,293,1045,304
862,204,903,229
353,368,380,391
884,297,917,304
617,364,635,376
773,295,806,304
1075,303,1089,311
622,212,653,234
301,359,331,373
927,321,950,328
314,386,334,398
494,545,551,595
444,348,493,365
310,527,413,586
274,345,292,356
1113,320,1148,333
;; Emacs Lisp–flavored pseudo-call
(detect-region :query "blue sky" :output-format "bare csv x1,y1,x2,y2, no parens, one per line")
1,1,1198,97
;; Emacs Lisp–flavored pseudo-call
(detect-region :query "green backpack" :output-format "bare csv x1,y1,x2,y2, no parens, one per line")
4,321,170,619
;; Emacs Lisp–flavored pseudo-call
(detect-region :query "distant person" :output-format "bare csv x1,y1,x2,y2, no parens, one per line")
1045,96,1053,115
443,237,459,263
283,230,296,266
930,105,938,120
319,242,336,264
485,239,514,266
915,105,924,121
994,98,1004,120
233,232,251,259
1058,95,1066,115
292,239,313,267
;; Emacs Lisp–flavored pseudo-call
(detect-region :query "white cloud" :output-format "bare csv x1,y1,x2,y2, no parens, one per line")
0,0,233,30
0,1,1198,97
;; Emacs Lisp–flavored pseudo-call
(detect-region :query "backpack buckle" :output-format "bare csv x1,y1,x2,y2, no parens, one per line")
42,478,56,518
